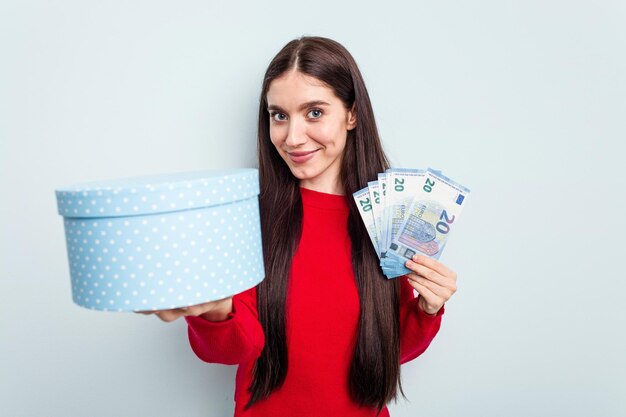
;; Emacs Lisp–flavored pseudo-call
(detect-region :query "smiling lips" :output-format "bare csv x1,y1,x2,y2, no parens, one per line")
287,149,319,163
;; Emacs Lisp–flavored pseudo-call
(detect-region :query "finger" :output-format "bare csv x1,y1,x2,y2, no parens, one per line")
138,307,194,321
155,310,184,322
136,308,171,315
407,276,442,305
412,255,456,280
405,259,448,287
185,305,208,316
407,273,451,300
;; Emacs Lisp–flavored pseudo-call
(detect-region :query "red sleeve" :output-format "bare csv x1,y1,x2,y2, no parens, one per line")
184,285,265,365
399,276,444,365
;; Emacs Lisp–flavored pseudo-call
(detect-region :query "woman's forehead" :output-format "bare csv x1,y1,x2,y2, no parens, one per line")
266,71,338,108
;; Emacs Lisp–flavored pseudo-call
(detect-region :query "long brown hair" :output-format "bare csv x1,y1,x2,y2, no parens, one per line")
248,36,404,413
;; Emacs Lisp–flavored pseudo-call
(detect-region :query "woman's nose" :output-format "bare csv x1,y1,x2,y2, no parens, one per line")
285,118,307,147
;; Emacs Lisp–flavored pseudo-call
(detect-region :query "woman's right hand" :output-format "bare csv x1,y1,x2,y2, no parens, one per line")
135,296,233,323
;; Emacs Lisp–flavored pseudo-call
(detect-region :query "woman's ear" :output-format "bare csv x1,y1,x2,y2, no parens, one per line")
347,105,357,131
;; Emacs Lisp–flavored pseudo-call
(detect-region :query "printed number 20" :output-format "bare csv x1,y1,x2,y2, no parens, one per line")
394,178,405,192
436,210,455,234
360,198,372,212
423,178,435,193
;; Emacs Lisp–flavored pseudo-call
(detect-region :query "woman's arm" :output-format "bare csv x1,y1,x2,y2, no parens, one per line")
399,255,457,364
399,276,444,364
185,285,265,365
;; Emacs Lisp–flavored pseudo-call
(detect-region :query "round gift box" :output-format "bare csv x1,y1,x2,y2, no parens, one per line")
54,168,265,312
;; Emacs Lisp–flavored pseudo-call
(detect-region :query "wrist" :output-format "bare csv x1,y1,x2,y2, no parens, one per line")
199,298,233,322
418,296,440,316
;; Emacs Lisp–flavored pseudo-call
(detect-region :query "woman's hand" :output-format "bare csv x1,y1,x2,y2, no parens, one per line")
135,296,233,322
405,254,457,315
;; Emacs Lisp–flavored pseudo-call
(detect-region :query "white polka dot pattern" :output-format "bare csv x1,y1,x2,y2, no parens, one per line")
55,169,264,312
55,169,259,218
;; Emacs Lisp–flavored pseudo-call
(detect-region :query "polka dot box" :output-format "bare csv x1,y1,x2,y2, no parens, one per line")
54,168,265,312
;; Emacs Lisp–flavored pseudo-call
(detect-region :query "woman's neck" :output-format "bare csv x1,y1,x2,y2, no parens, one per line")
299,177,344,196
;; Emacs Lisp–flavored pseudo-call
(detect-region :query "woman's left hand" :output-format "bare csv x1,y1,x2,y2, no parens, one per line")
405,254,458,315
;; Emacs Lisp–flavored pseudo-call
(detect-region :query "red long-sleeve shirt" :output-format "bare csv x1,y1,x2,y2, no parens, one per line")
185,187,444,416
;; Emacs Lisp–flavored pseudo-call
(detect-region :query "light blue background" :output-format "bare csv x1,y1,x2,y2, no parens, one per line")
1,1,624,416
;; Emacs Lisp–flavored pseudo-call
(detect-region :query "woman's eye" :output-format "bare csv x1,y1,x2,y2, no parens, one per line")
308,109,322,119
270,112,287,122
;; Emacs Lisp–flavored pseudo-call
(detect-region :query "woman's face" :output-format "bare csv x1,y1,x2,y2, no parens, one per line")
266,70,356,194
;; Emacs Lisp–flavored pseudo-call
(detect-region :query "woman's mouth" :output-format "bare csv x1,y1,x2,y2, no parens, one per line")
287,149,319,163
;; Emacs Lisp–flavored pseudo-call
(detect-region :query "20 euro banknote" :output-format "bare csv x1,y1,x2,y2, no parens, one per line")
383,169,470,277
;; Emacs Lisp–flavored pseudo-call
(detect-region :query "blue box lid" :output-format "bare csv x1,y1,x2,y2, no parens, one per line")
55,168,259,218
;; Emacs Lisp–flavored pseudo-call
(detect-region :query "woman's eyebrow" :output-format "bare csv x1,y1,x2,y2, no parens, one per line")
267,100,330,112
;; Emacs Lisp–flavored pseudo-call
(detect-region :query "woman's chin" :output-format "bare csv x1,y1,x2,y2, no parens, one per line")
286,166,314,181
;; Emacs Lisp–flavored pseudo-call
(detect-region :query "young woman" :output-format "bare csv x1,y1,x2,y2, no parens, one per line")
143,36,458,416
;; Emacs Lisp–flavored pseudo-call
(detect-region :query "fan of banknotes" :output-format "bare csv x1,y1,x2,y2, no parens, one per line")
353,168,470,279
